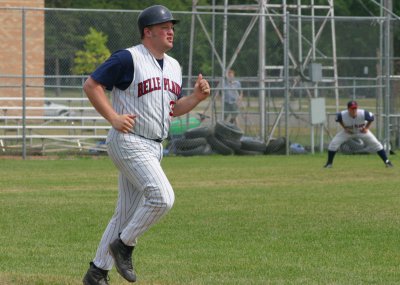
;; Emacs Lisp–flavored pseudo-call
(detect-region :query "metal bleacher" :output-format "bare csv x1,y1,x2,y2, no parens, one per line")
0,97,110,154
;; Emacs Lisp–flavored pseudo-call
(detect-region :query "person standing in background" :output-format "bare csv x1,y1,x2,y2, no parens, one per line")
220,69,243,125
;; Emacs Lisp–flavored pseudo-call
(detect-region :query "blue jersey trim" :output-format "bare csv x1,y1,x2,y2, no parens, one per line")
335,112,342,123
364,110,374,122
90,49,134,91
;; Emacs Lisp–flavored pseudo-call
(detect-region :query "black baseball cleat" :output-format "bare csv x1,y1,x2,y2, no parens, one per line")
109,238,136,282
83,262,110,285
323,163,332,168
385,160,394,168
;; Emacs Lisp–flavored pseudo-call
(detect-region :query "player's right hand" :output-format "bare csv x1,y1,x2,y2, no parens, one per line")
344,128,353,134
111,114,137,133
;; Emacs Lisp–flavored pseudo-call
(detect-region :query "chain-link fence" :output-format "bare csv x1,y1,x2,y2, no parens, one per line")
1,6,399,156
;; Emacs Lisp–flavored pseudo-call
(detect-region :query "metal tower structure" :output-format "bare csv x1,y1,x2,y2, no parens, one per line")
189,0,339,145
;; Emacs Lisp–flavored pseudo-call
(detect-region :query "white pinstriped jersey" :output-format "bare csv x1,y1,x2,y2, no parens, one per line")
336,109,374,134
111,44,182,141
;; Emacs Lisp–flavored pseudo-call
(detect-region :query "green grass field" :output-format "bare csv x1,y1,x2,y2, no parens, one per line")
0,154,399,285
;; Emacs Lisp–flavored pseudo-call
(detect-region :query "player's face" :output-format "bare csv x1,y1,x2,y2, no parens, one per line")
147,22,175,51
348,107,357,118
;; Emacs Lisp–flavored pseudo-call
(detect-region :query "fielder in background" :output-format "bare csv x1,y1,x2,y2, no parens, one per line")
324,100,393,168
218,69,243,125
82,5,210,285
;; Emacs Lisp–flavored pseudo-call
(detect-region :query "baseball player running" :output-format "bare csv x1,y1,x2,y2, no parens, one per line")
82,5,210,285
324,100,393,168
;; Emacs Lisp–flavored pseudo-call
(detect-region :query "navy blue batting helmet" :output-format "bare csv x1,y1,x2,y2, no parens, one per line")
138,5,179,37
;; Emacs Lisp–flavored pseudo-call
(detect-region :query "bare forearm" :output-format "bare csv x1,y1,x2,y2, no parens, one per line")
83,77,118,123
83,77,136,133
173,74,210,117
173,94,202,116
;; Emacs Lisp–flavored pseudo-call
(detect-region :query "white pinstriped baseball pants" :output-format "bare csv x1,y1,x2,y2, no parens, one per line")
93,129,175,270
328,129,383,152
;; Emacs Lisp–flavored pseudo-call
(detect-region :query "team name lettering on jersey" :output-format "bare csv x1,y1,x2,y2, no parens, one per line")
138,77,181,97
163,78,181,97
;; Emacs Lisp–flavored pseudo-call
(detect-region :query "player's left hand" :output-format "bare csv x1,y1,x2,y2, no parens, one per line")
361,127,368,133
194,74,210,101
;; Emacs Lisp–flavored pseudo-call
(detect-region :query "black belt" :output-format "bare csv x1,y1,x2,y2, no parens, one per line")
134,133,163,143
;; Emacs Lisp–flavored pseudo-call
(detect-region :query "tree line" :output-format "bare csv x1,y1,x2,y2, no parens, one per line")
44,0,400,80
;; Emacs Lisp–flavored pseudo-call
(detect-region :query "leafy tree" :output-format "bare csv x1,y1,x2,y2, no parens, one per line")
45,0,191,11
44,0,400,79
72,27,111,75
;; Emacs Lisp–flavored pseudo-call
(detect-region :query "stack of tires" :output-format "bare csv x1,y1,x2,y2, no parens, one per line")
168,121,288,156
169,126,213,156
265,137,287,155
207,121,267,155
238,136,267,155
206,121,241,155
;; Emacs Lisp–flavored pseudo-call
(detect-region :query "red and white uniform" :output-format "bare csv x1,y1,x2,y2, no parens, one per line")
328,109,383,152
92,44,181,270
112,44,182,141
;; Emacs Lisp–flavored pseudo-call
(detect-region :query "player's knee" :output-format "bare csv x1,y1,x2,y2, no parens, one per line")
327,145,339,152
154,196,174,216
145,185,175,211
373,142,383,151
328,140,343,151
160,190,175,211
